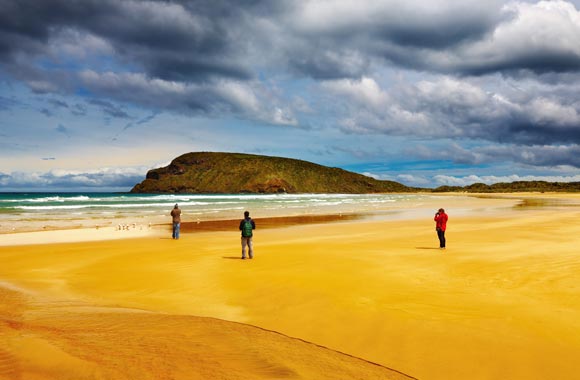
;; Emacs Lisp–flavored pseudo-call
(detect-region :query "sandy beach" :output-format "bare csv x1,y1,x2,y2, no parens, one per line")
2,193,580,379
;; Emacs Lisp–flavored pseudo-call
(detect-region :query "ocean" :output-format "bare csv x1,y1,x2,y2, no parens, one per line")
0,192,439,233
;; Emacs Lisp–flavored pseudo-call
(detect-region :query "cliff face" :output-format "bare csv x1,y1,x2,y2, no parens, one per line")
130,152,412,194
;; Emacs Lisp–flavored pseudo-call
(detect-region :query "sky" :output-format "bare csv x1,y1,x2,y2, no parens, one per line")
2,0,580,191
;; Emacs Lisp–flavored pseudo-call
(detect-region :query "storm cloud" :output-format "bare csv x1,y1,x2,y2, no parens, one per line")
3,1,580,101
323,75,580,146
1,0,580,188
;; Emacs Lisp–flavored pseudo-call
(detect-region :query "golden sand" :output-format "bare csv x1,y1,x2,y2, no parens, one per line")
2,194,580,379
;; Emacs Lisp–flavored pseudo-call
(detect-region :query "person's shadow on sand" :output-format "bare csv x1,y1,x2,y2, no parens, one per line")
222,256,244,260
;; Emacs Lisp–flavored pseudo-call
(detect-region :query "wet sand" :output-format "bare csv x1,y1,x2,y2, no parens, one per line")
2,193,580,379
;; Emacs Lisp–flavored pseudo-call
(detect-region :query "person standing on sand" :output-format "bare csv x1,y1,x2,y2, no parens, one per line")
434,208,448,249
239,210,256,259
170,204,182,240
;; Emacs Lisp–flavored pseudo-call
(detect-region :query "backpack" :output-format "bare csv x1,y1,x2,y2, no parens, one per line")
241,219,253,237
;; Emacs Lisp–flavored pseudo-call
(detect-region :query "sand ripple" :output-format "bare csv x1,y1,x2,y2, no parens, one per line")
0,286,414,380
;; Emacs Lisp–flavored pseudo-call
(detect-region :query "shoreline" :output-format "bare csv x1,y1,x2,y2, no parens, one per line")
0,192,504,246
3,191,580,247
3,191,580,246
0,213,365,247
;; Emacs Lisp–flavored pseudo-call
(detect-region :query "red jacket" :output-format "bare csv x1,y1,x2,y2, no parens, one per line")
434,212,448,231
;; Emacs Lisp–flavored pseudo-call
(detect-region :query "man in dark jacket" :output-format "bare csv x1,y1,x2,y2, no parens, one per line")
170,204,182,240
434,208,448,249
239,210,256,259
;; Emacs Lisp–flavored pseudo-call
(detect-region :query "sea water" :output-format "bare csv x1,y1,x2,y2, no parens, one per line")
0,192,442,233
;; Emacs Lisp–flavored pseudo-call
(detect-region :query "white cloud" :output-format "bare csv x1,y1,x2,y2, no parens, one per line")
215,80,260,113
416,78,488,107
527,97,580,126
79,71,188,97
118,0,206,34
322,77,389,110
394,174,431,187
271,107,298,126
321,73,580,144
363,172,433,187
0,167,147,190
449,0,580,73
322,76,429,134
293,0,501,37
48,29,114,60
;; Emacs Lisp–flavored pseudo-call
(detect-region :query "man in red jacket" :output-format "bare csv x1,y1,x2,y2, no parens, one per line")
434,208,448,249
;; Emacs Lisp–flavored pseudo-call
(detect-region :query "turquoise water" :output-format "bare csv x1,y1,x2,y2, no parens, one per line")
0,192,436,233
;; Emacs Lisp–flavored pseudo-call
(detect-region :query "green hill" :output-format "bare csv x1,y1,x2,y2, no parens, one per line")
433,181,580,193
130,152,413,194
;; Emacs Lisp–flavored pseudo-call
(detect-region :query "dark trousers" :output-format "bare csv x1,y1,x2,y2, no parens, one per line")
437,229,446,248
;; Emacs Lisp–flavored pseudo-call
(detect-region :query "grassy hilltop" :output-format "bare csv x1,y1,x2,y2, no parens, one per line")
433,181,580,193
130,152,413,194
131,151,580,194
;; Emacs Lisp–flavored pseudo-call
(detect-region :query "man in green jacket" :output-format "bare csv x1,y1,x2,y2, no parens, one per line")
239,211,256,259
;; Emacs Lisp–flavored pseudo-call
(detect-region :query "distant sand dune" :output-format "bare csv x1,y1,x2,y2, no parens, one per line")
0,286,414,380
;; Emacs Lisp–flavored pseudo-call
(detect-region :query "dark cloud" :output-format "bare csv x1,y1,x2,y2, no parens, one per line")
40,108,53,117
283,1,580,78
70,103,87,116
476,144,580,168
402,1,580,76
412,93,580,145
39,98,87,116
73,70,290,124
38,98,71,117
1,0,580,175
276,1,504,77
381,19,492,49
324,75,580,147
2,1,580,86
2,0,579,118
0,0,288,122
89,99,130,119
0,0,255,81
144,55,250,82
0,95,20,111
409,143,580,169
460,52,580,77
287,48,370,80
0,1,52,58
55,124,71,137
47,99,69,109
135,113,157,126
120,113,158,134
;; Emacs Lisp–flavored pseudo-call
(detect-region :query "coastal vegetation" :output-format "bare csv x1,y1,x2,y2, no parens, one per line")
433,181,580,193
131,152,413,194
131,152,580,194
